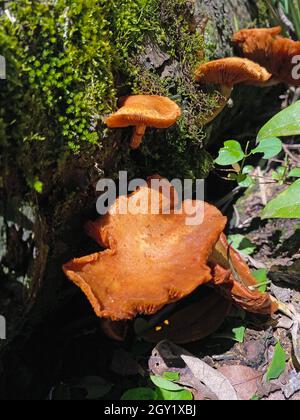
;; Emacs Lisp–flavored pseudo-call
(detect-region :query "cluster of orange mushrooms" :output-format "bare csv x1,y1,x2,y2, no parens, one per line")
63,27,299,340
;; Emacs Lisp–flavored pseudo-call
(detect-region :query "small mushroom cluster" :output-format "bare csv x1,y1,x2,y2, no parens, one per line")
103,26,298,146
195,26,300,124
63,177,278,325
233,26,300,86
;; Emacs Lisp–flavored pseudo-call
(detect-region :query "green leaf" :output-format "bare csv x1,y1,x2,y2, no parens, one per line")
243,165,254,174
289,168,300,178
150,375,183,392
228,234,256,255
272,166,287,183
252,138,283,160
228,173,238,181
257,100,300,141
236,174,247,183
163,372,180,382
215,141,245,166
252,269,269,293
214,325,246,343
232,326,246,343
238,166,255,188
261,179,300,219
121,388,156,401
266,342,287,382
155,388,193,401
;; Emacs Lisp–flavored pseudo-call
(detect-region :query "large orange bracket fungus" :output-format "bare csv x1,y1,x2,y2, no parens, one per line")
105,95,182,149
195,57,271,123
233,26,300,86
63,177,226,321
63,177,277,322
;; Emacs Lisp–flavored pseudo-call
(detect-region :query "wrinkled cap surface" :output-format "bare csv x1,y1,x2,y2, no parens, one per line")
195,57,271,86
63,177,226,321
233,27,282,44
105,95,182,129
233,26,300,85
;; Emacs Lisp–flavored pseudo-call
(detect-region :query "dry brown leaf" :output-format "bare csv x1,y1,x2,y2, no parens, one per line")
218,365,262,400
149,341,238,400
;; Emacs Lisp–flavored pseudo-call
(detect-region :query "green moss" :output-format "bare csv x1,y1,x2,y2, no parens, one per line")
255,0,271,27
0,0,219,192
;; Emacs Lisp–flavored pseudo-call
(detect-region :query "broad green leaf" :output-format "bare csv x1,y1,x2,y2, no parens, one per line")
155,388,193,401
215,141,245,166
266,342,286,382
252,269,269,293
252,138,283,159
150,375,183,392
257,100,300,141
261,179,300,219
163,372,180,382
228,234,256,255
121,388,156,401
289,168,300,178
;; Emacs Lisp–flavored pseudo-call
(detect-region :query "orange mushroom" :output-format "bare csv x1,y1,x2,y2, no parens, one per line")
105,95,182,149
210,234,278,315
63,176,278,322
233,26,300,86
195,57,272,123
63,176,226,321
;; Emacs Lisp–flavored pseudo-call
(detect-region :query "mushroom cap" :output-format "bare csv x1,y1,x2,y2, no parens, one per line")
211,263,278,315
210,234,278,315
63,177,227,321
195,57,271,86
105,95,182,129
233,26,300,85
233,26,282,45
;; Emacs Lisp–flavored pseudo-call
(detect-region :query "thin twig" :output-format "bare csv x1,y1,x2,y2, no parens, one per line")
283,145,300,164
233,205,240,228
257,167,268,206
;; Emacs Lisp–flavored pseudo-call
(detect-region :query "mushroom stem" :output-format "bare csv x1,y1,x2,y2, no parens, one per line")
131,124,147,149
204,85,233,125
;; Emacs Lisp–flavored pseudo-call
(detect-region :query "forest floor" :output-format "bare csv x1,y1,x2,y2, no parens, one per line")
43,169,300,401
